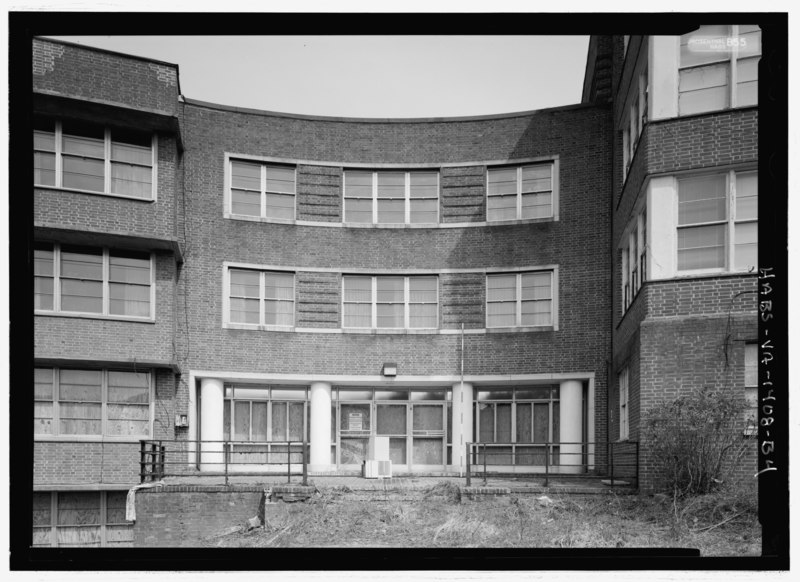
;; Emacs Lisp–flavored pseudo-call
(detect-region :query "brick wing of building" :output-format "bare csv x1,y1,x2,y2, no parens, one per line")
31,29,759,547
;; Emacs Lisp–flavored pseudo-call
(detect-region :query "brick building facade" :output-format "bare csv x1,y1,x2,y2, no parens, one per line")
30,29,759,547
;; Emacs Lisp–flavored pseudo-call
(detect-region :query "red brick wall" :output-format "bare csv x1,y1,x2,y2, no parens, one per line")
133,487,263,547
33,38,180,115
34,442,141,486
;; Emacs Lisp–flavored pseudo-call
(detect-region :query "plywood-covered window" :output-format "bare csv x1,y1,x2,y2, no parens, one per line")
32,491,133,548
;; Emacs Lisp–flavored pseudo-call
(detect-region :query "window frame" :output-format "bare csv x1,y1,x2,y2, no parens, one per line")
341,275,439,330
678,25,761,116
618,367,630,441
33,119,158,201
32,491,134,547
34,367,154,441
676,169,758,275
622,68,648,182
621,209,647,313
743,342,758,436
485,271,555,329
225,267,296,329
34,243,155,321
226,158,297,221
343,170,440,225
486,162,556,222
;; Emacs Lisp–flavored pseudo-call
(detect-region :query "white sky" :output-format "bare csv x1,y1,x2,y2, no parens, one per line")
45,35,590,118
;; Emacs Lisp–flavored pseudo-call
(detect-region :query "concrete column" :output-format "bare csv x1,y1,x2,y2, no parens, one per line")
647,176,677,280
559,380,584,474
451,381,474,473
649,35,680,120
309,382,333,472
199,378,225,471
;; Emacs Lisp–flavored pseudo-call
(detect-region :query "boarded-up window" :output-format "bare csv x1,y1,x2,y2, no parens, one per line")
32,492,133,548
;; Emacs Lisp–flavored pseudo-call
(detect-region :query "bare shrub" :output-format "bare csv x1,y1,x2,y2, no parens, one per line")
642,386,751,497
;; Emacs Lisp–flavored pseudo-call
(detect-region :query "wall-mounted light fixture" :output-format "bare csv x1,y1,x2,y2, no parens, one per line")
382,362,397,377
175,414,189,428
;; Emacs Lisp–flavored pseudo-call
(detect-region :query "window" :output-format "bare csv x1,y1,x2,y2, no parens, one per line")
744,343,758,435
34,368,151,437
228,269,294,327
487,163,554,221
342,276,438,329
475,386,560,466
486,271,553,328
677,170,757,272
619,367,629,440
34,243,153,319
622,69,648,181
32,491,132,547
34,118,155,199
621,209,646,312
229,160,295,219
679,25,760,115
343,170,439,224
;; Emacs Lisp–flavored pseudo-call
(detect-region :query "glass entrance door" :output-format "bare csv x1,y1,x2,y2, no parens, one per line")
376,403,407,469
411,403,445,468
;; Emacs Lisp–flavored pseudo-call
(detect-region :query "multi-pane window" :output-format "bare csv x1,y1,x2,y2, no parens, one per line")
229,160,295,219
679,25,761,115
34,243,153,318
34,118,155,199
618,367,629,440
228,269,294,326
486,272,553,328
342,276,438,329
34,368,151,437
487,163,554,221
744,343,758,435
475,386,560,466
32,491,133,548
343,170,439,224
622,69,648,181
621,209,646,313
677,170,757,272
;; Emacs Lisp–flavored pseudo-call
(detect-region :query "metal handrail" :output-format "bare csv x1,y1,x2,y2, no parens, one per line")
464,440,639,488
139,439,309,486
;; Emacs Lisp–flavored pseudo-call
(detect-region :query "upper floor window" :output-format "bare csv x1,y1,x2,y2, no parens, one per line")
34,243,153,319
622,70,648,181
621,208,646,312
229,160,295,220
677,170,757,272
486,271,553,328
34,367,151,437
487,163,554,221
34,118,155,200
342,275,438,329
227,268,294,327
679,25,760,115
343,170,439,225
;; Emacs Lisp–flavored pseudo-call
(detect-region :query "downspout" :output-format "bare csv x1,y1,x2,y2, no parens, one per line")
459,322,465,478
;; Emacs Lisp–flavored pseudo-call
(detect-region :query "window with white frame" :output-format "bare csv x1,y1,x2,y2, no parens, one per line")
34,368,151,437
487,163,554,221
34,243,153,319
342,275,438,329
34,118,155,199
229,160,296,219
33,491,133,547
619,367,629,440
486,271,553,328
678,25,761,116
621,209,646,312
622,69,648,181
677,170,757,272
744,342,757,435
343,170,439,224
228,269,294,326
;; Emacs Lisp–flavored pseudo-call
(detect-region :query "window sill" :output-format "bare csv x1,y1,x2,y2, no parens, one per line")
35,185,155,203
224,214,558,229
651,104,759,124
34,435,150,443
485,325,555,333
224,322,295,332
224,213,296,225
341,328,439,335
673,268,758,279
35,311,155,324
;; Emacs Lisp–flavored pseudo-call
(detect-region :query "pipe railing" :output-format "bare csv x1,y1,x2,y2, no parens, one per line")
465,441,638,488
139,439,308,486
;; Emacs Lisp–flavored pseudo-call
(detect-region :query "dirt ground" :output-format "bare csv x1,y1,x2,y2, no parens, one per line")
203,483,761,555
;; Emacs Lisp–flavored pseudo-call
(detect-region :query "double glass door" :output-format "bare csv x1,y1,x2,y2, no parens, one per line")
338,400,447,470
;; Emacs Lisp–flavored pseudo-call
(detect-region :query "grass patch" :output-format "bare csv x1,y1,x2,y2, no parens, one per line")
204,486,760,554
